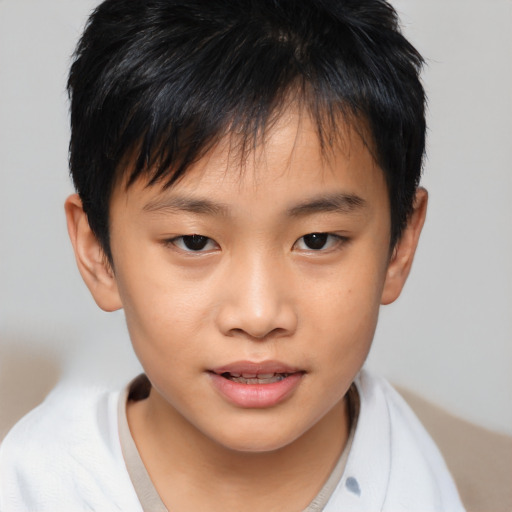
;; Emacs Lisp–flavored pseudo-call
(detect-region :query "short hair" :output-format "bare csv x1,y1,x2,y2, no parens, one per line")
68,0,426,262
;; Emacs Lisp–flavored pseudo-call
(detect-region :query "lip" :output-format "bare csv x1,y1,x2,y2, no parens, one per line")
211,360,301,375
208,360,305,409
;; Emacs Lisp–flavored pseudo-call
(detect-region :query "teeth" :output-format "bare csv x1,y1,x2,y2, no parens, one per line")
218,370,297,384
227,373,288,384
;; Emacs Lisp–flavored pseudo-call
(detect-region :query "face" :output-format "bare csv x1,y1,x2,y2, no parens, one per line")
100,111,401,452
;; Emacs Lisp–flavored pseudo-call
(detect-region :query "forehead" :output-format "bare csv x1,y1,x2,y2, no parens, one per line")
113,109,387,215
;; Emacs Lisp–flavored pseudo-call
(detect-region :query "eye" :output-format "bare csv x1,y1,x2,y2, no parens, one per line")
294,232,345,251
169,234,218,252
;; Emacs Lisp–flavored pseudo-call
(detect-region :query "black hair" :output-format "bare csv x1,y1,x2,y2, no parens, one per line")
68,0,426,262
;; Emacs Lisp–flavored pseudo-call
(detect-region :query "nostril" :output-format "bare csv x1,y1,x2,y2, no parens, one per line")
228,326,291,341
215,293,298,340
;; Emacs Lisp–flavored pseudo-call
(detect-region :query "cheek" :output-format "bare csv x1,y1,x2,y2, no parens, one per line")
114,257,212,361
304,255,386,363
313,293,378,364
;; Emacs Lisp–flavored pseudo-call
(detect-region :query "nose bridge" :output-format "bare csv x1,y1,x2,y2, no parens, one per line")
217,245,297,339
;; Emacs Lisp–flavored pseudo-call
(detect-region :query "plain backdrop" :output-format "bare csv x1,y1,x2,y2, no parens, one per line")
0,0,511,436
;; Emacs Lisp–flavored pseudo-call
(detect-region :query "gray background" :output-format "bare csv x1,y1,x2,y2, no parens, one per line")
1,0,511,435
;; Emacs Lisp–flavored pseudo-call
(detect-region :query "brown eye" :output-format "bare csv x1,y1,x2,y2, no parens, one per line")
294,233,346,252
170,234,218,252
302,233,329,250
182,235,210,251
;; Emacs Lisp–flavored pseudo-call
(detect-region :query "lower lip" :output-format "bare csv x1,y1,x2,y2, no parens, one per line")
209,373,304,408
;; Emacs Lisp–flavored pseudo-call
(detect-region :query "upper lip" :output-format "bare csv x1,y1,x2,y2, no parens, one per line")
210,360,303,376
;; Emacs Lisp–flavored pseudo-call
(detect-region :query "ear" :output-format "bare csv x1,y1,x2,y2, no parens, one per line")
381,188,428,305
65,194,122,312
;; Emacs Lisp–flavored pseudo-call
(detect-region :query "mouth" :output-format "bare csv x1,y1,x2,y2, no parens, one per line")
217,371,296,384
208,363,305,408
210,361,304,385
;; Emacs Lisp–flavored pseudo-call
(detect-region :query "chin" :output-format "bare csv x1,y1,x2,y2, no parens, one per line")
209,423,305,454
221,438,293,454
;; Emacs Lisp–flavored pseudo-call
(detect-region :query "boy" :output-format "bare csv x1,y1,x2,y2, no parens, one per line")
0,0,465,510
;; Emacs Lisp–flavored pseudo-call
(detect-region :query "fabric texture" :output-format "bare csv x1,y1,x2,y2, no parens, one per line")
0,369,465,512
321,371,465,511
0,385,142,512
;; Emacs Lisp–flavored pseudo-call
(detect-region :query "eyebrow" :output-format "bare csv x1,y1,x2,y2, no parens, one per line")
143,196,229,216
143,192,366,217
287,193,367,217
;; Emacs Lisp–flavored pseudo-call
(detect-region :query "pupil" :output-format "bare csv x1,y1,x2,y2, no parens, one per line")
304,233,328,250
183,235,208,251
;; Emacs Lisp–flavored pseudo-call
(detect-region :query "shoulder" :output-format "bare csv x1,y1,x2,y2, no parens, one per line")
325,369,466,512
0,383,141,512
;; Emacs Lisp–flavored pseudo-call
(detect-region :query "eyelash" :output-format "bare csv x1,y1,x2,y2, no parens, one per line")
293,233,348,252
165,234,218,252
164,233,348,253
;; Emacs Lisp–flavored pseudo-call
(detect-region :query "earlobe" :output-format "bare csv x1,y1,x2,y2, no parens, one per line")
381,188,428,305
64,194,123,312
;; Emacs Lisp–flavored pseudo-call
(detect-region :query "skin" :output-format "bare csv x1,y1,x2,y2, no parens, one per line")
65,109,427,511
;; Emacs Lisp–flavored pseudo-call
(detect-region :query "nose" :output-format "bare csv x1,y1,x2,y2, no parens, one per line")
216,251,298,340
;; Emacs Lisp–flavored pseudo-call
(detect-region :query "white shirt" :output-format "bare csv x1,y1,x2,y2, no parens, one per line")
0,369,465,512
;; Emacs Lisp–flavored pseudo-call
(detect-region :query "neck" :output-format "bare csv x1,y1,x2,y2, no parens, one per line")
127,389,351,512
